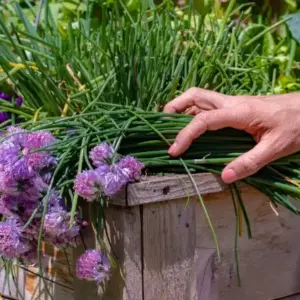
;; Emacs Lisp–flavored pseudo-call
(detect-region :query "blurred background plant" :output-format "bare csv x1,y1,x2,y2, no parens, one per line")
1,0,300,97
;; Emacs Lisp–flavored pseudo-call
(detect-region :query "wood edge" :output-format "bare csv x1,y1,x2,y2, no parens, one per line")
110,173,228,207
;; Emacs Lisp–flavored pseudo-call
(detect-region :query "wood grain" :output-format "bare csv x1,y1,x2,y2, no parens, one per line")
102,205,143,300
142,198,198,300
111,173,227,206
195,248,218,300
196,186,300,300
73,218,99,300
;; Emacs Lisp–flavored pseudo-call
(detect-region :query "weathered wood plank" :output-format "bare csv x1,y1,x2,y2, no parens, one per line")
111,173,227,206
102,206,143,300
73,216,99,300
196,186,300,300
73,205,143,300
195,248,218,300
142,198,198,300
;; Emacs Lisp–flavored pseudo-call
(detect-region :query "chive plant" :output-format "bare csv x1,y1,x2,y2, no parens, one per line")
0,0,299,292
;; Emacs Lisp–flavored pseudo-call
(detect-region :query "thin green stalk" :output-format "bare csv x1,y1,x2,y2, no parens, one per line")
233,183,252,238
217,0,236,42
230,186,241,286
244,18,289,47
70,136,86,225
286,39,297,76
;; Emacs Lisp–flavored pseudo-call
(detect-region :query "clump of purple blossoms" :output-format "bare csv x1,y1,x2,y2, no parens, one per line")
0,127,57,195
0,127,82,264
76,250,110,283
0,92,22,124
74,142,144,200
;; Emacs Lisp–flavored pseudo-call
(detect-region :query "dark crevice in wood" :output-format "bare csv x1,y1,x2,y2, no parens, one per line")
125,184,129,207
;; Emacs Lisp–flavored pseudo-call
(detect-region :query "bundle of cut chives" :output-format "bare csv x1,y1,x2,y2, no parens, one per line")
15,108,299,263
35,109,300,214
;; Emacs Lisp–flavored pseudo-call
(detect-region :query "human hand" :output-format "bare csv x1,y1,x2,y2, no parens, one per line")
163,88,300,184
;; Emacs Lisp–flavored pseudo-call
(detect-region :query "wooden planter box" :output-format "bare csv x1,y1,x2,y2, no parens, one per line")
2,173,300,300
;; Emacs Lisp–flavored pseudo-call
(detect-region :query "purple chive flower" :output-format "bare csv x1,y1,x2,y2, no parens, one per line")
89,142,114,167
0,176,47,216
6,126,26,145
13,175,45,202
0,219,29,259
47,191,64,212
44,210,80,247
74,170,102,201
0,195,19,217
19,181,44,205
21,245,38,265
0,92,11,101
0,93,22,123
0,112,10,123
9,157,34,181
0,127,57,200
76,250,110,283
41,171,53,184
0,92,22,104
22,131,56,149
0,142,19,167
26,152,57,172
97,164,130,196
16,96,22,106
117,156,144,182
0,171,19,195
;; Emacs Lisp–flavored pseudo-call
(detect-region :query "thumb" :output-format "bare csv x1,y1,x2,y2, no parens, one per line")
221,139,275,183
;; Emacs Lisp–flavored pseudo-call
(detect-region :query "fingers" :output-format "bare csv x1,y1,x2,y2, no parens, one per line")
221,139,275,184
163,88,227,114
168,108,245,156
185,106,202,115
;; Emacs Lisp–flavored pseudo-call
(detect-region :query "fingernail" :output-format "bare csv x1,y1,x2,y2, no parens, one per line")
222,169,237,184
168,142,178,156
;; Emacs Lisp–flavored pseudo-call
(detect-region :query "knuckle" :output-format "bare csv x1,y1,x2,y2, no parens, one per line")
188,87,201,98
